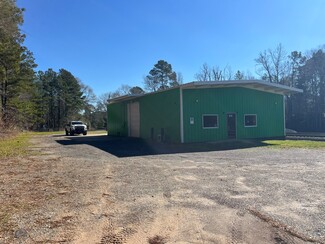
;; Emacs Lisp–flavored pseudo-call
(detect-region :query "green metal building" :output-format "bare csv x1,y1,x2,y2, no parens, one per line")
107,81,302,143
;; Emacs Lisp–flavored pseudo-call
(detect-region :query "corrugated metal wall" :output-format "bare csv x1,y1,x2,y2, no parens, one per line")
107,88,181,142
108,86,285,143
182,87,284,143
139,88,181,143
107,102,128,136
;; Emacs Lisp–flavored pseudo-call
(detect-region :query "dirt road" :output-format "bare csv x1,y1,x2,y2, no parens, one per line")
1,134,325,243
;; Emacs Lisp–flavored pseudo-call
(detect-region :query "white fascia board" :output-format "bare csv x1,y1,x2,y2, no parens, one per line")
181,80,303,95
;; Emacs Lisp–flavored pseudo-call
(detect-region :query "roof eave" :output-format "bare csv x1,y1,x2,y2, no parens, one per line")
181,80,303,95
108,94,144,103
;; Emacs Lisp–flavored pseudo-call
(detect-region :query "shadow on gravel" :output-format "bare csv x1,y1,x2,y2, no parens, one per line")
55,135,269,158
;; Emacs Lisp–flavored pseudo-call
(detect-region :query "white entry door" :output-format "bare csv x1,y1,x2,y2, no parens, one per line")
128,102,140,137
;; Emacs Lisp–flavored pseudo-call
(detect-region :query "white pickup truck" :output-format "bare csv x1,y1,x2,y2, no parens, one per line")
65,121,87,136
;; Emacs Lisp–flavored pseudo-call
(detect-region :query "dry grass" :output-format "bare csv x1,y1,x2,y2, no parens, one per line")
88,130,107,135
0,203,33,234
0,155,60,241
0,133,31,158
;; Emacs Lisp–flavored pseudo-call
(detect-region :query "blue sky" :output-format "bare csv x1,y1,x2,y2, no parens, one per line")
17,0,325,96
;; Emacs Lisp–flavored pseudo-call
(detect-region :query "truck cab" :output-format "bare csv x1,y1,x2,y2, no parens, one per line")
65,121,87,136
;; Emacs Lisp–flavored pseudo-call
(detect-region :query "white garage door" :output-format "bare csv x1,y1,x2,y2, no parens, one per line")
128,102,140,137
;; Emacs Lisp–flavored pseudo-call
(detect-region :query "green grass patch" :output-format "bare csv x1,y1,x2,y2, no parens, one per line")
31,130,64,135
0,133,31,158
263,140,325,148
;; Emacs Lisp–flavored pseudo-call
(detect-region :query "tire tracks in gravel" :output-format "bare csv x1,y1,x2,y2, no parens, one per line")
249,209,322,244
26,135,118,244
20,135,325,244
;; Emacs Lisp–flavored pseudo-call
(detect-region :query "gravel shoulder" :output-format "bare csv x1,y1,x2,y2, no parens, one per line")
1,135,325,243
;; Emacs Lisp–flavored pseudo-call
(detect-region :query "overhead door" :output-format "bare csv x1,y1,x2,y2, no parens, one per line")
128,102,140,137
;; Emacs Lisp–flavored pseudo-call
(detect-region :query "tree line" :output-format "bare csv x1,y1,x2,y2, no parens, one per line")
254,44,325,132
0,1,184,131
118,45,325,132
1,0,324,132
0,0,36,129
193,44,325,132
76,41,325,133
0,0,107,130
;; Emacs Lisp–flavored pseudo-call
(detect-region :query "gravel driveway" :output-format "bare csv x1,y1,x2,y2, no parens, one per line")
2,134,325,243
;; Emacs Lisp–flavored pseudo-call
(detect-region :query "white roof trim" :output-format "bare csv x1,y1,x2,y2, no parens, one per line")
107,94,143,103
182,80,303,95
108,80,303,103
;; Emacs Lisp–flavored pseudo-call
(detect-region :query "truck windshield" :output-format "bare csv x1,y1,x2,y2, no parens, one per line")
72,121,83,125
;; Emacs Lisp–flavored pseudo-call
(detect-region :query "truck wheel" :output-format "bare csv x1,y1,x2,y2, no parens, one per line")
65,130,69,136
70,130,75,136
83,131,87,135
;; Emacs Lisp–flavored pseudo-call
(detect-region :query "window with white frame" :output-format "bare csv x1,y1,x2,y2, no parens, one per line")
244,114,257,127
202,114,219,128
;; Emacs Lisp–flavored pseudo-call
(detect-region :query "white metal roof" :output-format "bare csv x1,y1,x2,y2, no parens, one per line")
108,80,302,103
182,80,303,95
107,94,143,103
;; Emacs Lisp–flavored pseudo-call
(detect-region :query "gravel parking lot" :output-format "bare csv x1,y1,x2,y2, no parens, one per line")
1,135,325,243
94,138,325,244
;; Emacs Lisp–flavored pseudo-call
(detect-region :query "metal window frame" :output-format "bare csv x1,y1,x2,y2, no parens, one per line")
202,114,219,129
244,114,257,127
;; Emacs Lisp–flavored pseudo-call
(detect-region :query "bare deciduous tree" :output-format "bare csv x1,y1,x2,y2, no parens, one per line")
211,66,223,81
104,84,145,104
255,43,289,84
195,63,211,81
223,65,233,80
96,92,111,112
195,63,233,82
244,70,256,80
118,84,132,95
143,75,159,92
177,72,183,85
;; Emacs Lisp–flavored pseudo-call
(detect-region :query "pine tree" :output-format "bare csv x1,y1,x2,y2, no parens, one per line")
0,0,37,128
